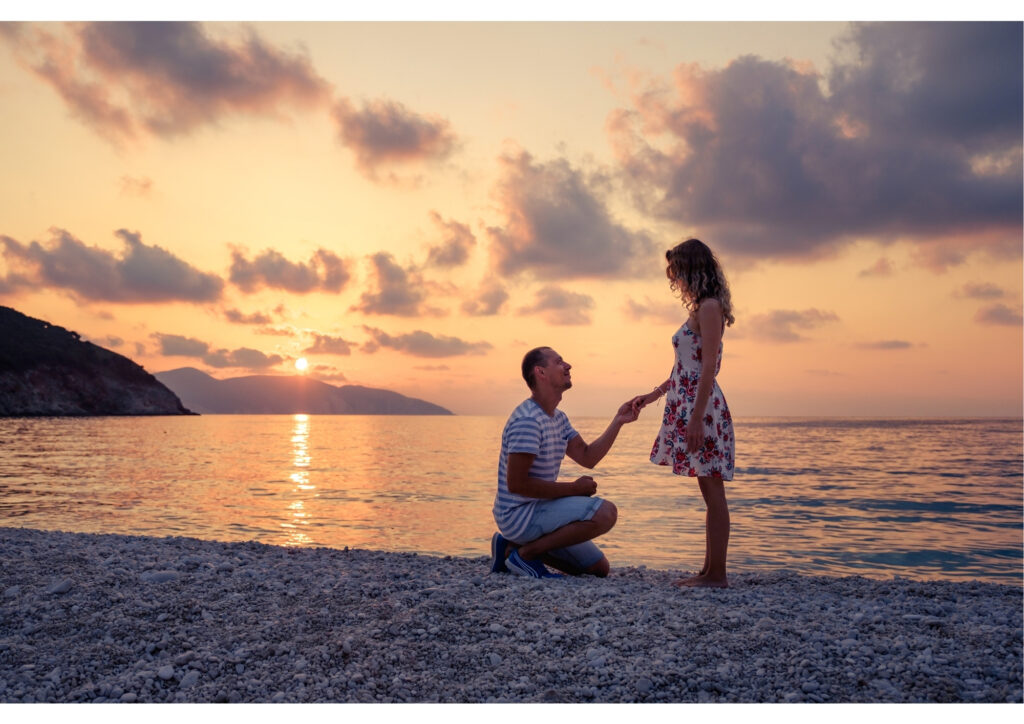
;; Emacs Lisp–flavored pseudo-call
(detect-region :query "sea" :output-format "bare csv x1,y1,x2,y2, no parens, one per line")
0,414,1020,586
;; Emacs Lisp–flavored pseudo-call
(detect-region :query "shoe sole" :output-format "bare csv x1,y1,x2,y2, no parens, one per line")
506,551,546,578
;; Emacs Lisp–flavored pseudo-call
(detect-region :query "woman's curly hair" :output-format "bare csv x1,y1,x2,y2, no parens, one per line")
666,238,735,327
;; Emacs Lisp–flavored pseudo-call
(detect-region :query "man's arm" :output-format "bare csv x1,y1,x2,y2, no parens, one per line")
564,401,638,470
507,452,596,498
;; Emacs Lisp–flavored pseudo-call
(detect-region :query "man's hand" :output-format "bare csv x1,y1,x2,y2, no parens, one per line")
615,400,640,425
572,475,597,496
629,394,650,416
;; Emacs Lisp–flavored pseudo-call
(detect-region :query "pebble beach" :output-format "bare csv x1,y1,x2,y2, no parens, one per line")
0,526,1020,704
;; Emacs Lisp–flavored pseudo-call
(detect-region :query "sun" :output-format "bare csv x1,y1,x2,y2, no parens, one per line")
294,357,308,372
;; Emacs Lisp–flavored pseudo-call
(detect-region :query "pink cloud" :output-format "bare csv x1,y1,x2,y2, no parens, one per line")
332,97,456,182
2,22,330,144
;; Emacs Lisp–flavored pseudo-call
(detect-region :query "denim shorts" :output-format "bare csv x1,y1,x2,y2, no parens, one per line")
507,495,605,571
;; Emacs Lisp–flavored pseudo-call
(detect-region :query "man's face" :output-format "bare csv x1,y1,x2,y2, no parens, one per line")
540,349,572,391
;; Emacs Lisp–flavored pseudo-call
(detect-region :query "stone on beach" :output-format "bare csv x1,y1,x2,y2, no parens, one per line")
45,578,72,595
0,525,1021,704
158,665,175,680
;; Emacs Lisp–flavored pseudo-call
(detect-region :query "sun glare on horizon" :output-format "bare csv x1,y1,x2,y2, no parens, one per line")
295,357,308,373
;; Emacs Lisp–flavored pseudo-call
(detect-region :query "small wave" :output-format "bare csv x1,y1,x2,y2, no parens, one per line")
735,466,824,477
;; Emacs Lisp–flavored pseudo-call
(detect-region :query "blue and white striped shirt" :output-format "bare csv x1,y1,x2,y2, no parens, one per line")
493,398,578,540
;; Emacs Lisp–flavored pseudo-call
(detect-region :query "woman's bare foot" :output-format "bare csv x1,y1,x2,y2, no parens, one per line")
673,573,728,589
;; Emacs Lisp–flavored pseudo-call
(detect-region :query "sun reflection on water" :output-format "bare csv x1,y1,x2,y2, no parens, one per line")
282,414,315,546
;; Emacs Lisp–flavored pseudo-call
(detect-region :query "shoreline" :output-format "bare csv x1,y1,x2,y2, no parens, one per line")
1,526,1021,703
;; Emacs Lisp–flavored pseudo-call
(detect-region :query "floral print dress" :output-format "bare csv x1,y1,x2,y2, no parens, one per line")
650,321,735,479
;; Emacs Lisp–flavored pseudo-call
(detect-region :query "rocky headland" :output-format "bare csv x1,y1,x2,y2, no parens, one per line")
0,306,192,417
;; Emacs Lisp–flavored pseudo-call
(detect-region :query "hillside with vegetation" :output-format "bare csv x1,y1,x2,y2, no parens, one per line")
0,306,193,416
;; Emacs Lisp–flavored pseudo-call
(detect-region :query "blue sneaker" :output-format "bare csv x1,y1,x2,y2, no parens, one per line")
490,532,509,574
506,549,563,579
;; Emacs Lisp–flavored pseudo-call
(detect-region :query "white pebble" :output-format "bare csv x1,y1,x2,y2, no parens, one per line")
46,578,72,594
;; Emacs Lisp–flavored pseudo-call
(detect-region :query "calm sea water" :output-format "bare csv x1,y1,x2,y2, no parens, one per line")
0,415,1020,585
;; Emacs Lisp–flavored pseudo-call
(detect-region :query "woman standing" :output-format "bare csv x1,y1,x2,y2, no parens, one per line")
634,238,735,588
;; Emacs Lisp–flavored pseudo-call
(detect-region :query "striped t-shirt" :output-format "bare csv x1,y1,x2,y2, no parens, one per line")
493,398,578,541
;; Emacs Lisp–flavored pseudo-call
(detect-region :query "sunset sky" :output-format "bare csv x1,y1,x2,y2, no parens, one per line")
1,14,1021,417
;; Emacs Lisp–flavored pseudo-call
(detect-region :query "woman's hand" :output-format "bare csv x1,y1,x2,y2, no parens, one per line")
631,389,663,416
685,418,704,454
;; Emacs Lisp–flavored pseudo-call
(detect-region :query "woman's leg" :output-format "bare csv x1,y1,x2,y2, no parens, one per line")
676,477,729,588
697,478,711,576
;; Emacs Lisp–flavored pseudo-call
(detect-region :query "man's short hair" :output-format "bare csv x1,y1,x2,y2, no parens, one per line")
522,347,551,389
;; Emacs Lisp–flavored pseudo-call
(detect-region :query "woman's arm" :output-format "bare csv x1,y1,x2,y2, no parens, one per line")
685,299,724,453
632,378,672,414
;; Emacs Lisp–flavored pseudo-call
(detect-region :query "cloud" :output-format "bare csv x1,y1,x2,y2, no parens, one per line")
0,271,31,294
304,333,356,356
309,364,347,383
332,97,456,182
607,22,1022,264
224,308,274,324
910,244,970,273
352,252,444,317
424,211,475,268
858,258,894,278
229,247,351,294
955,282,1006,300
517,285,595,326
0,228,223,303
461,277,509,316
746,309,839,342
361,325,492,358
623,295,683,324
1,22,331,143
153,331,283,369
203,347,283,369
487,149,656,280
101,335,124,348
119,175,153,197
153,332,209,357
254,326,297,337
975,303,1023,326
855,340,915,350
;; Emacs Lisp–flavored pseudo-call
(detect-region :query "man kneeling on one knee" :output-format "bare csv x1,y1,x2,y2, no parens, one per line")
490,346,639,578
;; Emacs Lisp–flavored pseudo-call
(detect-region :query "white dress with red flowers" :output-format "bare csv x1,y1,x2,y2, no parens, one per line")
650,321,735,479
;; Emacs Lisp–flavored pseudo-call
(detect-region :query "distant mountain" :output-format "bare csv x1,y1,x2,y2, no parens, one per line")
155,367,453,415
0,306,193,416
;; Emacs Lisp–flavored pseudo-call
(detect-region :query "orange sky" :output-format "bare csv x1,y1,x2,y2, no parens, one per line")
1,16,1021,417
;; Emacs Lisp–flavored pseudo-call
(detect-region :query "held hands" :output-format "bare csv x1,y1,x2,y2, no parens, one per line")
629,389,662,417
573,475,597,496
615,399,641,425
